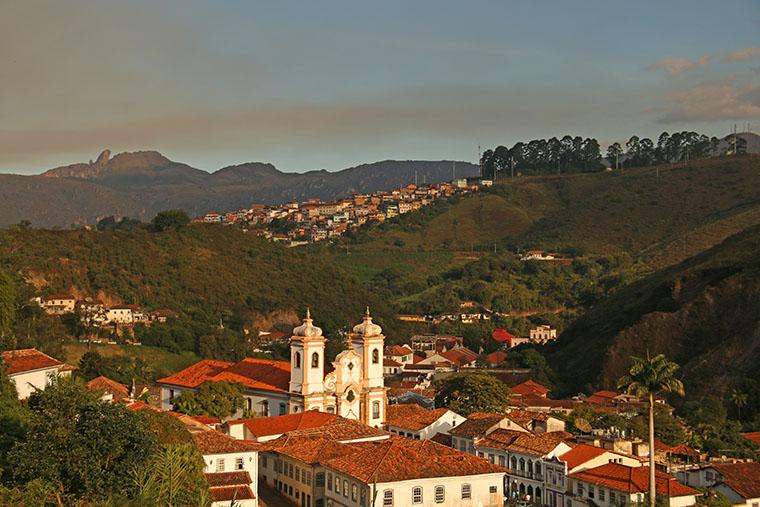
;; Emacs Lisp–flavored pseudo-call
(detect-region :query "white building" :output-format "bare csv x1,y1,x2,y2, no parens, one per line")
568,463,699,507
1,348,72,399
39,294,77,314
191,426,260,507
385,404,465,440
529,325,558,344
158,309,388,428
106,306,134,324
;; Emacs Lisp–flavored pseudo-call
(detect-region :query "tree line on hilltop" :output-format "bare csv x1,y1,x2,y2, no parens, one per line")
480,130,749,178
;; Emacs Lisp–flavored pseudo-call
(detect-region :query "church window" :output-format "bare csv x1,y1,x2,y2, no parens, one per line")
261,400,269,417
372,401,380,419
327,405,335,413
311,352,319,368
294,352,301,369
347,390,355,402
372,349,379,364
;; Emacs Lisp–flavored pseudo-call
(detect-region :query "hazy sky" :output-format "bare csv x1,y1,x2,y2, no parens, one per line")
2,0,759,174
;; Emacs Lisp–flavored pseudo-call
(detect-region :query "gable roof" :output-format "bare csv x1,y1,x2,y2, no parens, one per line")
227,411,338,438
492,329,515,343
448,412,506,438
385,404,452,432
157,357,291,392
439,348,478,366
485,351,508,365
742,431,760,445
1,348,63,375
710,462,760,499
191,429,262,455
511,379,550,397
558,443,608,470
570,463,699,496
85,376,130,401
489,431,570,456
386,345,413,356
322,437,507,483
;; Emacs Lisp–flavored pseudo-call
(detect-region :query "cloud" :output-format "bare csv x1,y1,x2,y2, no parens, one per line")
646,57,702,76
722,47,760,62
654,77,760,123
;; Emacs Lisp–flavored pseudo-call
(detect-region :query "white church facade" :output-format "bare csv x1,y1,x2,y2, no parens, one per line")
157,309,388,427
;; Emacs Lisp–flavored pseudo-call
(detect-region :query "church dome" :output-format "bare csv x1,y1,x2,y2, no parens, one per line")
293,308,323,338
352,307,382,336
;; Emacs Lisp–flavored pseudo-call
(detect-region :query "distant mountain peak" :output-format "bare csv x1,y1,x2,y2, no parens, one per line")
42,149,172,179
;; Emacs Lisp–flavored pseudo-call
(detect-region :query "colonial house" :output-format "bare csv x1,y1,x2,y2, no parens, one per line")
1,348,72,399
492,329,529,349
158,309,388,428
385,345,414,364
449,412,529,455
383,358,403,376
385,404,465,440
191,425,261,507
568,463,699,507
39,294,77,314
529,325,557,344
262,434,507,507
474,430,572,504
677,462,760,507
106,306,134,324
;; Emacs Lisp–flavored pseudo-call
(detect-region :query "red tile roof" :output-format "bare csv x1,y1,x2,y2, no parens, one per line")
227,411,338,438
570,463,699,496
190,415,221,426
479,431,570,456
191,429,262,455
386,404,451,431
208,485,255,502
710,462,760,499
386,345,413,356
448,412,506,438
439,348,478,366
741,431,760,445
511,379,550,397
558,443,608,470
205,471,252,488
383,358,402,367
323,437,508,483
1,348,63,375
85,376,129,401
485,351,508,365
492,329,515,343
157,357,290,392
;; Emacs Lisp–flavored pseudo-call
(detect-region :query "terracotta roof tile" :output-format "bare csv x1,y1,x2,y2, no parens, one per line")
711,462,760,498
448,412,506,438
741,432,760,445
386,345,413,356
85,376,129,401
478,431,570,456
558,443,612,470
386,404,451,431
383,358,402,367
510,380,550,397
485,351,508,365
205,471,252,488
208,485,255,502
1,348,63,375
570,463,699,496
191,429,262,455
323,437,508,483
157,357,290,392
227,411,338,438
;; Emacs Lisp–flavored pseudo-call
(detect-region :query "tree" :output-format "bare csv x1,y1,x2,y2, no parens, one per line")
618,354,684,507
0,271,16,349
606,143,623,169
151,209,191,232
131,443,210,506
173,381,245,419
730,390,748,421
10,377,158,501
433,373,511,416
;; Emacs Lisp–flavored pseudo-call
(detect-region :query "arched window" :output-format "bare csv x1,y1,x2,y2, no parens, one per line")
261,400,269,417
434,486,445,503
311,352,319,368
412,486,422,504
372,401,380,419
294,351,301,368
372,348,379,364
347,390,355,402
510,456,517,470
519,458,525,471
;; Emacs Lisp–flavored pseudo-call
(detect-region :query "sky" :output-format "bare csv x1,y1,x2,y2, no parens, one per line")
1,0,759,174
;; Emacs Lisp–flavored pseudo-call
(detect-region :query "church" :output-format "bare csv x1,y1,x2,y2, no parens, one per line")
157,308,387,428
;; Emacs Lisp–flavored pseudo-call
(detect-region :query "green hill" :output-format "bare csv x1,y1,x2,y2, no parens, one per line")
546,225,760,410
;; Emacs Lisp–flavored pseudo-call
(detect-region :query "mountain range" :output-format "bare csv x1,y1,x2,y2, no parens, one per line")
0,150,479,227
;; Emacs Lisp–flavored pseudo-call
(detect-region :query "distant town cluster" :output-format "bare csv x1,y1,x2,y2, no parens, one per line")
194,178,491,245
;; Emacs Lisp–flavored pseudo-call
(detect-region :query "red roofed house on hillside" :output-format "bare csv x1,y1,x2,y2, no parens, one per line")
158,309,389,428
677,461,760,507
1,348,72,399
485,350,508,367
568,463,699,507
511,379,550,398
385,403,465,440
492,329,529,349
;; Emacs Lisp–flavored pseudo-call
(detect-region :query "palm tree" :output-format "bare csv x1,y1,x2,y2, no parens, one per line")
730,389,748,421
618,353,684,507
